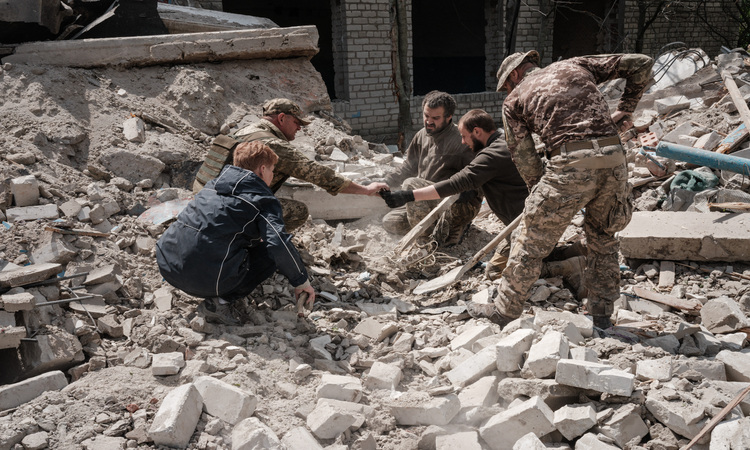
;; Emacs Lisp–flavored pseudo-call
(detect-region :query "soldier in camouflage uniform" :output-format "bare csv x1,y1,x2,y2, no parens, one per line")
466,51,654,330
382,91,481,245
193,99,388,231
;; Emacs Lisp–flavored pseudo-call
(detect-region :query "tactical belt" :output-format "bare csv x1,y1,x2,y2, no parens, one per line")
547,136,621,159
192,130,276,192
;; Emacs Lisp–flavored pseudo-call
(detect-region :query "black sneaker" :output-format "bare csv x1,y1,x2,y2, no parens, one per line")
465,301,514,327
592,315,613,330
196,297,241,326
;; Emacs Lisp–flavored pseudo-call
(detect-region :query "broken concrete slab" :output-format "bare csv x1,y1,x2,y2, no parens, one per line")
0,263,62,289
645,389,708,441
478,396,555,450
522,331,569,379
599,403,649,447
316,373,363,403
10,175,39,207
363,361,402,391
618,211,750,262
0,370,67,411
148,384,202,448
3,26,320,68
306,402,361,440
156,3,277,34
276,184,390,221
389,392,460,426
233,417,283,449
0,326,25,350
701,297,750,333
445,345,497,388
497,378,580,411
716,350,750,382
1,292,36,311
552,403,596,440
19,326,84,377
555,359,635,397
193,376,257,425
435,430,482,450
280,426,324,450
495,328,535,372
5,204,59,222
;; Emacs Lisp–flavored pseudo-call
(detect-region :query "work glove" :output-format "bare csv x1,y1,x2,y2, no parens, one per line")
380,189,414,208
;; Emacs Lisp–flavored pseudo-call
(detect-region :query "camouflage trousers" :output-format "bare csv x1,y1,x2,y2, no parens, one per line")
495,144,632,318
279,198,309,232
382,177,480,243
486,238,511,280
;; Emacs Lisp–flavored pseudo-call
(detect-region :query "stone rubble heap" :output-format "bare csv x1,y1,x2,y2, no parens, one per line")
1,49,750,449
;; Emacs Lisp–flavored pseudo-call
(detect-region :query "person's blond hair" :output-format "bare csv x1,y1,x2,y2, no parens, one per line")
233,141,278,171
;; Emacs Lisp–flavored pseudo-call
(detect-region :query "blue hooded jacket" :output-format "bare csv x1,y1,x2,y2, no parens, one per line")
156,165,308,298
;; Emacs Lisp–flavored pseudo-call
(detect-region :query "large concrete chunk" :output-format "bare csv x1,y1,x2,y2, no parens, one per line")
555,359,634,397
363,361,402,391
0,371,67,411
445,346,496,387
716,350,750,382
390,392,460,426
553,403,596,440
646,389,708,441
522,331,569,379
306,402,361,440
5,26,320,68
618,211,750,262
316,374,363,402
497,378,580,411
20,326,84,376
0,263,62,288
495,328,535,372
479,396,555,450
436,431,482,450
1,292,36,311
599,403,649,447
456,376,498,422
701,297,749,333
5,204,59,222
193,376,257,425
149,384,203,448
0,326,26,350
450,324,493,351
10,175,39,207
281,426,324,450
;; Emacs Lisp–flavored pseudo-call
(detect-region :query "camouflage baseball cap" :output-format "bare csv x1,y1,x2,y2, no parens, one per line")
261,98,312,125
496,50,540,92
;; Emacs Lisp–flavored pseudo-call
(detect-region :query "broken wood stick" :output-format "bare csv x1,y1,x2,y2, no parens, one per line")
296,292,311,318
722,70,750,138
708,201,750,212
682,384,750,450
392,194,458,255
632,286,702,313
714,123,749,154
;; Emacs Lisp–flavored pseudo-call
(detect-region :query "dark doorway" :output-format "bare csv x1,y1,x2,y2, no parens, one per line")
552,0,620,60
223,0,336,99
412,0,486,96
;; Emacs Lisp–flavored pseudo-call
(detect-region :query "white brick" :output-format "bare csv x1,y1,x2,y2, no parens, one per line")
363,361,402,391
316,374,363,402
436,431,482,450
456,376,498,421
281,426,324,450
0,371,67,411
10,175,39,207
148,384,202,448
445,346,496,387
555,359,634,396
306,402,360,440
390,393,460,426
450,324,493,351
522,331,569,379
495,328,535,372
151,352,185,376
233,417,282,450
636,357,673,381
193,376,256,425
479,396,555,450
553,403,596,440
599,403,649,447
716,350,750,382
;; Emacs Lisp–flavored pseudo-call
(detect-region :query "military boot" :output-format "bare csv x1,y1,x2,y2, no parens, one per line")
542,255,587,299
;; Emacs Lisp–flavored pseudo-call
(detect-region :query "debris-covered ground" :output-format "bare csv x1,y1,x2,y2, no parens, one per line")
1,47,750,450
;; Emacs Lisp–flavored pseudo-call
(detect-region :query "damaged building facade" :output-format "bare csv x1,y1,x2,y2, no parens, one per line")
170,0,740,141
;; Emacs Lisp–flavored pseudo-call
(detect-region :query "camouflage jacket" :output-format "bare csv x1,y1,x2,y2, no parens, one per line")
233,119,352,195
385,123,476,188
503,53,654,187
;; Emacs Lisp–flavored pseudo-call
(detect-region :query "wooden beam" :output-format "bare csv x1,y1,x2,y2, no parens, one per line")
632,286,702,313
392,195,458,255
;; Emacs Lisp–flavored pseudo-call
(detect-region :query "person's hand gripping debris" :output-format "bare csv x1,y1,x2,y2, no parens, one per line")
379,189,414,208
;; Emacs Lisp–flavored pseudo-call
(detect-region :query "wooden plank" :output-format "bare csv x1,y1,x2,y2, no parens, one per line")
392,195,458,254
714,123,748,154
683,384,750,450
632,286,702,312
722,71,750,136
657,261,675,290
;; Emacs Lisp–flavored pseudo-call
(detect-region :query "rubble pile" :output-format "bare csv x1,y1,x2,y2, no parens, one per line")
1,48,750,450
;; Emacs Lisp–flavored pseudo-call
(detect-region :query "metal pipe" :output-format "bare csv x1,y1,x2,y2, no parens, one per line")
651,142,750,176
34,295,99,307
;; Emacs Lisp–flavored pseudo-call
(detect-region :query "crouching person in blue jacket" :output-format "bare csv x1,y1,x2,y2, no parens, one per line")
156,141,316,326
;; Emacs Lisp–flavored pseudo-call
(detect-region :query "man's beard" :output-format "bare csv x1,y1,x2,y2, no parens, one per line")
425,121,450,136
470,135,486,152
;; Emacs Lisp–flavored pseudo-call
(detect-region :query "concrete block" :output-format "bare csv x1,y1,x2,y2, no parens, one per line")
701,297,749,333
655,95,691,114
570,347,598,362
694,131,723,151
153,286,173,311
1,292,36,311
618,212,750,262
553,403,596,440
450,324,493,351
644,334,680,354
455,376,498,422
281,426,324,450
69,296,112,318
363,361,402,391
97,314,123,338
59,199,82,217
123,117,146,143
555,360,635,396
511,432,547,450
636,357,673,381
306,402,361,440
193,376,257,425
445,345,496,387
478,396,555,450
152,352,185,376
672,358,726,380
645,390,707,440
497,377,580,411
0,262,61,289
316,374,363,402
0,371,67,410
436,431,482,450
10,175,39,207
20,326,84,376
309,335,332,360
719,332,747,350
534,310,593,337
390,392,460,426
276,183,390,221
0,311,15,327
599,403,649,447
716,350,750,382
522,331,569,379
710,416,750,449
574,433,620,449
562,321,584,345
352,317,398,342
80,435,128,449
149,384,202,448
232,417,282,450
694,330,722,356
0,326,26,350
317,398,376,418
495,328,535,372
6,204,59,222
